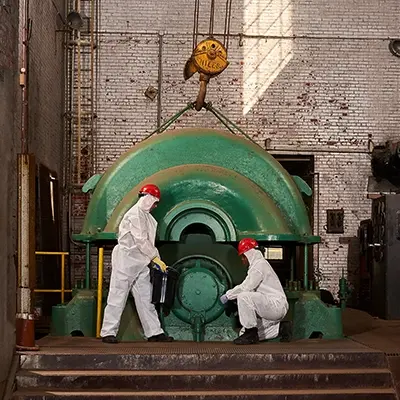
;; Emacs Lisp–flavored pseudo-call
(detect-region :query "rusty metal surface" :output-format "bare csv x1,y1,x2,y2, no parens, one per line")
15,333,399,399
16,336,389,373
11,388,398,399
16,368,393,391
26,336,378,355
15,319,38,350
388,356,400,399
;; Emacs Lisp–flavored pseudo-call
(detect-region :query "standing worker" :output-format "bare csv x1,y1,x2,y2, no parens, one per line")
220,238,291,345
101,184,174,343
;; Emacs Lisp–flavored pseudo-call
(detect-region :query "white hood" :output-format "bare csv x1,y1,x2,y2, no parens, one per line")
244,248,264,266
136,194,159,213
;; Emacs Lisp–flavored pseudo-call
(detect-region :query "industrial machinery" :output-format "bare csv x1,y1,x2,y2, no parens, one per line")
369,194,400,319
51,124,344,342
356,194,400,319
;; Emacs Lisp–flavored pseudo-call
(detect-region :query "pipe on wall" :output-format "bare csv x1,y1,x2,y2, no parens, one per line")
157,32,163,130
16,0,38,351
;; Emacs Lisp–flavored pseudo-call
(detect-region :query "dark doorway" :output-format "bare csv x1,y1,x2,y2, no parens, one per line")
35,164,62,336
271,155,316,286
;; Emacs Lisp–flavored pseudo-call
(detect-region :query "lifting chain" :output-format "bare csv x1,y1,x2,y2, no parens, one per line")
184,0,233,111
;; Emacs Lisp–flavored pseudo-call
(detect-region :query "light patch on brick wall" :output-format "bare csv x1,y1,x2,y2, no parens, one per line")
243,0,293,114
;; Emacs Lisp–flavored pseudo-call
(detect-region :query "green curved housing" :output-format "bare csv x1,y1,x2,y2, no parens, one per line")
73,128,319,244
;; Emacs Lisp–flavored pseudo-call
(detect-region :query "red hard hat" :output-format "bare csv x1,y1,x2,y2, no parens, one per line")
238,238,258,255
139,184,161,200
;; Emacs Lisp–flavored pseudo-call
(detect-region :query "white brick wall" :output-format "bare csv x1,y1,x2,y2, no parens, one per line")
70,0,400,296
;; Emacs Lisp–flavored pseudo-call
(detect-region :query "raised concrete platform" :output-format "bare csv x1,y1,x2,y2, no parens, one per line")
13,337,398,399
11,308,400,399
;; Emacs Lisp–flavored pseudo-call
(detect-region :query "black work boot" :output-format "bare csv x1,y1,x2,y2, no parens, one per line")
148,333,174,342
233,327,259,345
279,321,292,343
102,335,119,344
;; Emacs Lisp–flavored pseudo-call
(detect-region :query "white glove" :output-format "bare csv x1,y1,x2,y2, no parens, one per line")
220,294,229,304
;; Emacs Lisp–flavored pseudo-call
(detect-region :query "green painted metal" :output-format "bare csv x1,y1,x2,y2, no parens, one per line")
74,128,319,244
104,165,308,243
304,245,309,291
283,289,320,323
50,290,96,337
292,292,343,340
164,308,238,342
290,251,295,282
50,289,147,341
117,298,147,341
85,243,91,289
160,235,244,341
339,271,351,310
292,175,313,196
172,256,229,328
82,174,102,194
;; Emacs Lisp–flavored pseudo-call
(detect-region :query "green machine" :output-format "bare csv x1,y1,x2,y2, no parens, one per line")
53,125,343,341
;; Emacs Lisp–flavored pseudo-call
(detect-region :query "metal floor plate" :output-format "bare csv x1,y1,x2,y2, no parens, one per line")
16,337,379,355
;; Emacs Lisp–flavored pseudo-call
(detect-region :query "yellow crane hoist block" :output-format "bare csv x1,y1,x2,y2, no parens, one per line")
184,38,229,80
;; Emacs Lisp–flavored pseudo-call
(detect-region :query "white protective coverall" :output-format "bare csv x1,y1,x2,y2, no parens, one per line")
225,248,289,340
100,194,164,339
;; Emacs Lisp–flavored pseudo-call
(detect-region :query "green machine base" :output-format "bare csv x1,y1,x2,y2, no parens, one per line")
50,289,146,341
50,289,343,342
51,290,97,337
292,292,343,340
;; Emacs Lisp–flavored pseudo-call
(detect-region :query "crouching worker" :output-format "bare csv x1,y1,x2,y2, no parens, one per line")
100,184,174,344
220,238,291,345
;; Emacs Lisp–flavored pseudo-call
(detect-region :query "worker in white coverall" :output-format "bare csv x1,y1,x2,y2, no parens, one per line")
220,238,292,345
101,184,174,344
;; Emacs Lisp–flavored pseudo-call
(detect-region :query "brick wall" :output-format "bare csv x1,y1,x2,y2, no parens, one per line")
0,2,18,395
70,0,400,296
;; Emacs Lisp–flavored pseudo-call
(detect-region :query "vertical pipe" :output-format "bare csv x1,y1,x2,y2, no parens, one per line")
19,0,29,154
315,172,320,278
61,253,65,303
16,0,38,351
67,2,76,246
303,245,309,291
89,0,95,176
96,247,104,338
157,32,163,130
16,154,37,350
85,242,91,289
290,247,295,282
62,0,69,261
76,0,82,184
94,0,100,173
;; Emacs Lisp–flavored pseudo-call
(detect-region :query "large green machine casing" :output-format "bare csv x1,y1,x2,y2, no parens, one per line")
74,128,319,244
54,127,343,342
